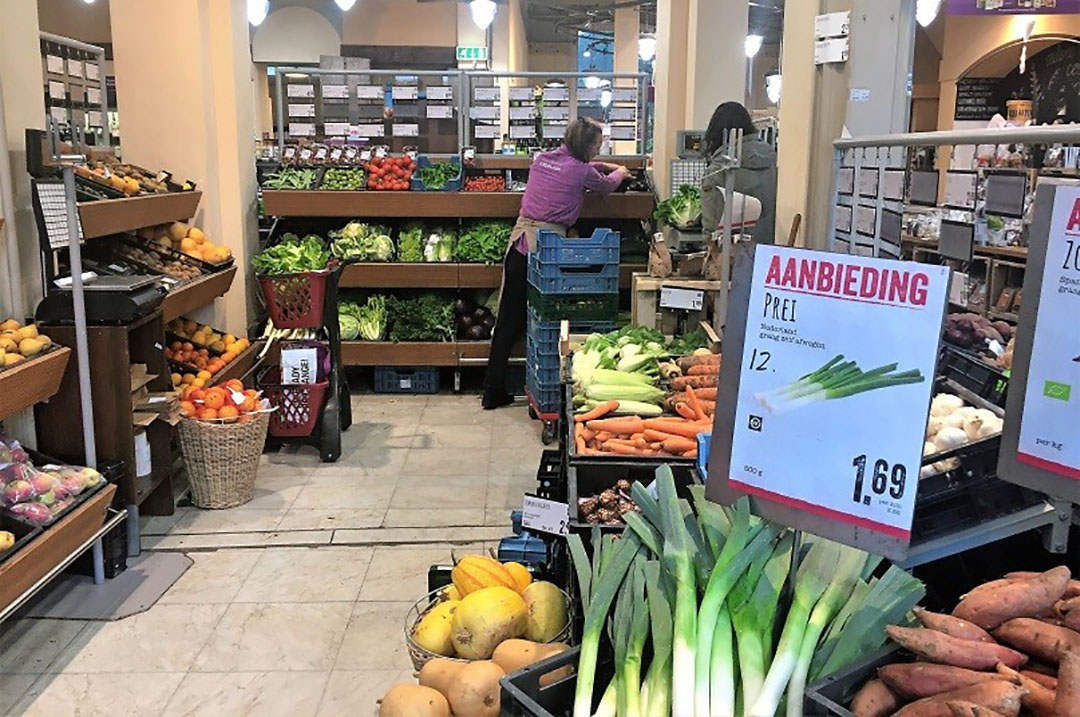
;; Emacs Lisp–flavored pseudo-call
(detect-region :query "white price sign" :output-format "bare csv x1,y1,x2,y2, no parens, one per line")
510,125,536,139
578,88,602,102
391,86,419,101
322,84,349,99
46,55,64,74
392,123,419,137
660,286,704,311
356,85,383,100
470,106,499,120
814,37,850,65
289,122,315,137
474,87,500,102
474,125,500,139
427,85,454,101
610,126,636,141
545,106,570,121
287,84,315,98
324,122,350,136
86,87,102,105
1016,186,1080,482
426,105,454,119
542,87,569,102
509,87,534,101
289,103,316,117
543,124,567,139
723,245,947,551
612,88,638,103
815,11,851,39
352,124,385,138
521,495,569,536
609,107,636,121
510,106,536,121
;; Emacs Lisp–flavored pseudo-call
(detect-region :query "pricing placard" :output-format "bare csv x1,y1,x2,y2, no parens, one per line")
717,245,948,554
1015,186,1080,483
322,83,349,99
521,495,569,536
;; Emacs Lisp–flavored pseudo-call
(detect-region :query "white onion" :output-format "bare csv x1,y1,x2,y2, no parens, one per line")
930,403,952,417
977,417,1003,438
973,408,998,424
923,441,937,456
963,414,985,440
932,393,964,414
940,413,965,430
932,457,960,473
934,426,968,451
953,406,978,419
927,416,944,437
920,464,937,479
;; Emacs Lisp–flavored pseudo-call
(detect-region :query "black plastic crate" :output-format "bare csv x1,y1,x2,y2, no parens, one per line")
0,513,42,566
501,645,614,717
69,510,127,579
804,645,908,716
374,366,439,394
536,449,564,501
567,460,701,529
937,344,1008,407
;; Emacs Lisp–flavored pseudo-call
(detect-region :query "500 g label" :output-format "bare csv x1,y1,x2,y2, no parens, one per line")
851,455,907,505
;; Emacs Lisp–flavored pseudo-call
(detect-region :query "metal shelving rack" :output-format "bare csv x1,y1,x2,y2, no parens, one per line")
39,32,110,147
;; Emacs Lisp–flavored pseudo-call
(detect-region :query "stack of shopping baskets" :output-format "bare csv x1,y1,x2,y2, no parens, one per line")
525,228,620,417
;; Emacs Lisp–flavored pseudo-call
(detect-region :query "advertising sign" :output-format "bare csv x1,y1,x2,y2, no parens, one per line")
947,0,1080,14
710,245,948,558
1015,186,1080,481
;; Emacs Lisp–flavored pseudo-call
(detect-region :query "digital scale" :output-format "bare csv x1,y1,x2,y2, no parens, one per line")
36,274,167,325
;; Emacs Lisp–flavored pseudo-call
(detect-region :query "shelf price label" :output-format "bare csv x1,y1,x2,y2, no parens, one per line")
522,495,569,536
1015,186,1080,485
715,245,948,558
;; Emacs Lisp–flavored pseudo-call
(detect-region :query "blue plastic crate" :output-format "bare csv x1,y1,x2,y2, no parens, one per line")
528,261,619,294
533,228,620,267
526,339,561,386
526,305,614,356
697,432,711,479
374,366,440,394
526,371,561,414
409,154,463,191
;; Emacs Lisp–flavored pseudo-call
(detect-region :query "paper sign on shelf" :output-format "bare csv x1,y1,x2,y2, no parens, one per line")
48,81,66,99
352,124,385,138
542,87,569,102
610,126,637,141
289,122,315,137
543,124,567,139
815,11,851,39
716,245,948,556
426,86,454,101
474,87,500,102
426,105,454,119
612,88,638,103
322,84,349,99
521,495,569,536
86,87,102,105
391,86,419,101
289,103,316,117
510,125,536,139
509,106,536,121
287,84,315,98
392,123,420,137
578,88,602,102
324,122,350,136
815,37,849,65
469,106,499,120
356,85,383,100
660,286,704,311
46,55,64,74
67,59,83,78
609,107,636,121
509,87,534,101
281,347,318,386
545,106,570,121
474,125,500,139
1016,185,1080,482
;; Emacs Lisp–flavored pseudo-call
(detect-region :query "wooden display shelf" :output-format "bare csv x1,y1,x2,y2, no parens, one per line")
340,263,460,288
78,191,202,239
262,190,654,220
161,267,237,322
341,341,459,366
469,155,647,170
0,484,115,612
458,264,504,288
0,347,72,421
209,340,266,386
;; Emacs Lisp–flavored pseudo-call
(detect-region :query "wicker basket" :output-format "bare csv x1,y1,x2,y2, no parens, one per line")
177,412,270,509
404,586,575,671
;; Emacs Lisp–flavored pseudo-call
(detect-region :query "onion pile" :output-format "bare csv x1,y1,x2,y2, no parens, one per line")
921,392,1004,478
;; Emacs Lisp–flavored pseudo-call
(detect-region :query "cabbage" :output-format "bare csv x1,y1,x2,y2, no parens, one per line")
331,222,395,262
423,228,456,263
398,223,425,262
654,184,702,229
339,314,361,341
370,234,394,261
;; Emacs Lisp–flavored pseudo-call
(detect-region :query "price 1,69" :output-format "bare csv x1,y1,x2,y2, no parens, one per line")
851,455,907,506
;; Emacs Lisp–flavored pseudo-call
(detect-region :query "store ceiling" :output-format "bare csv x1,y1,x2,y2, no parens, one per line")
521,0,784,47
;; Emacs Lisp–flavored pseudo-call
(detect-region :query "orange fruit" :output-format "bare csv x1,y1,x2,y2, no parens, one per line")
218,405,239,422
197,370,212,381
179,401,195,416
171,373,182,387
234,338,250,352
199,408,218,421
224,379,245,393
191,378,206,389
182,342,194,352
189,388,206,403
222,352,237,364
203,388,226,410
169,341,182,351
240,395,257,412
182,373,196,385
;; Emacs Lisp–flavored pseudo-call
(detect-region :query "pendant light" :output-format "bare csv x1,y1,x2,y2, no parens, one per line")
470,0,497,30
335,0,357,9
916,0,941,27
638,36,656,62
744,34,763,59
247,0,269,26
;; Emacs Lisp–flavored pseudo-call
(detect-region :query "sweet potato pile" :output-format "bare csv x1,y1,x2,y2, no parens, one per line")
850,566,1080,717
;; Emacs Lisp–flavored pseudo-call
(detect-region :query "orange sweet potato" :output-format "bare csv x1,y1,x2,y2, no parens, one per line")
1056,650,1080,717
945,701,1006,717
1018,670,1057,690
994,664,1056,717
953,567,1072,629
850,678,901,717
1004,571,1080,599
992,617,1080,664
892,681,1025,717
878,663,1005,700
886,626,1027,671
915,607,995,643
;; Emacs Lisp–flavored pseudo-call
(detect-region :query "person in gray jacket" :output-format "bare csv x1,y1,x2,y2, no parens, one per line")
700,102,777,244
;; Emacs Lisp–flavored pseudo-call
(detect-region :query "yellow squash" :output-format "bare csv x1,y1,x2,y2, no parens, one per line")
451,555,517,596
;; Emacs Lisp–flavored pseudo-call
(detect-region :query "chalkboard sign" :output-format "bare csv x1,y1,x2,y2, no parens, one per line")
955,77,1002,121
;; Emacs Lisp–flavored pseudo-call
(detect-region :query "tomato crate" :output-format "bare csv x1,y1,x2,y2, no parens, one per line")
526,285,618,323
373,366,440,394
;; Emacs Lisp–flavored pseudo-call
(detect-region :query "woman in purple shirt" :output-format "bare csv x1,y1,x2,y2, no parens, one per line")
483,118,630,409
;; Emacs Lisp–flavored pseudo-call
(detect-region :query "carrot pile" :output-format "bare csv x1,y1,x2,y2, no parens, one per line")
850,565,1080,717
665,354,721,418
573,397,709,457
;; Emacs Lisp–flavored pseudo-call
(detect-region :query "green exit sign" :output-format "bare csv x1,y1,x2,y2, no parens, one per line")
457,46,489,61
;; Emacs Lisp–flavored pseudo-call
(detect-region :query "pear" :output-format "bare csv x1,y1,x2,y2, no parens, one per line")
0,319,20,332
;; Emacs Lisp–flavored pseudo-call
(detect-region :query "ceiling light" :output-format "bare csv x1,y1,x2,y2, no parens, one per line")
335,0,357,9
916,0,941,27
745,35,763,59
638,36,656,62
766,74,782,104
584,75,602,90
583,49,591,58
600,90,612,108
82,0,95,4
247,0,268,26
470,0,497,30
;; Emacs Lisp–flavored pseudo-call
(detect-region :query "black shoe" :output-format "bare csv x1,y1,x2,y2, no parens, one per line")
482,389,514,410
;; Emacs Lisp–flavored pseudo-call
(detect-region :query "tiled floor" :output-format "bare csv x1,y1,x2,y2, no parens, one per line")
1,394,547,716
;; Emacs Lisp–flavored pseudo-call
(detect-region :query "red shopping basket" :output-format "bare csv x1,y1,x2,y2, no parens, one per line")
258,367,329,437
257,269,331,329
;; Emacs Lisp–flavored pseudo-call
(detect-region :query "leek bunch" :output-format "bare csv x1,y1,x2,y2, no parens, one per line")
566,465,925,717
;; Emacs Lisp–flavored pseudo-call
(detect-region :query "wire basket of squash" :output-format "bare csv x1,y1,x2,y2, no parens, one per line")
404,554,574,671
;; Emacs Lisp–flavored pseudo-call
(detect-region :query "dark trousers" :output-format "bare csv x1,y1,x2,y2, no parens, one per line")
484,249,528,393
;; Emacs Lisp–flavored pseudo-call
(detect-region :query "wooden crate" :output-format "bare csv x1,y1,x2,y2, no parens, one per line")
0,347,71,421
630,273,725,335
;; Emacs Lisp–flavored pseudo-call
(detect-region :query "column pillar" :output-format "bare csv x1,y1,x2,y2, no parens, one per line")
613,6,640,155
110,0,258,334
685,0,748,130
653,0,690,199
0,1,46,317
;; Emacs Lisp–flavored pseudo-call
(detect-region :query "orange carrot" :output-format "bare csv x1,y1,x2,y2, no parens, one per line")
686,385,707,421
575,400,618,423
630,432,646,442
644,428,684,443
688,364,721,376
594,431,613,443
648,442,662,450
662,436,698,454
587,416,646,435
685,449,698,459
643,418,707,439
671,374,719,391
603,442,651,455
675,402,697,420
580,427,596,442
575,433,586,454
